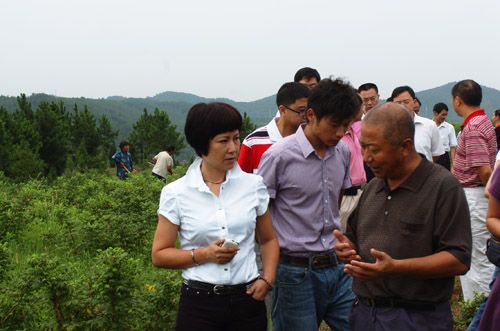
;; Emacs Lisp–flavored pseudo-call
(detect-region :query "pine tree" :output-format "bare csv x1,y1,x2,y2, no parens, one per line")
97,115,119,167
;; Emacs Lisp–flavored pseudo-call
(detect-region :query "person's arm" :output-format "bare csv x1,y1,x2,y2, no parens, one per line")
487,195,500,238
484,160,500,197
430,124,445,162
151,215,239,268
450,147,456,165
246,209,279,300
344,250,467,280
478,165,492,186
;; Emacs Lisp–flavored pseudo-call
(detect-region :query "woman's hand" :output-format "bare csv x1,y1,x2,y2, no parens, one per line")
203,239,239,264
246,278,272,301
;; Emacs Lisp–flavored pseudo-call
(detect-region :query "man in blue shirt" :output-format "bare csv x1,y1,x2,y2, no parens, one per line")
112,141,133,179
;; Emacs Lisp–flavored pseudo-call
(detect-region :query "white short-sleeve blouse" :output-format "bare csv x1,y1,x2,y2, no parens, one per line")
158,158,269,285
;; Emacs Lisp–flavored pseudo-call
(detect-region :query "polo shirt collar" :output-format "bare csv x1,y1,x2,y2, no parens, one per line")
461,109,485,129
375,156,432,193
266,118,283,142
185,157,243,191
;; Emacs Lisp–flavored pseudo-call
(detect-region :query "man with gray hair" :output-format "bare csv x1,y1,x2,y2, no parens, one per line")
335,103,471,330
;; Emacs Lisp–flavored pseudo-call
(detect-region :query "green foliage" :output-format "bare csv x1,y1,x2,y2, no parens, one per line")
129,108,185,162
0,170,184,329
241,111,258,139
453,291,487,330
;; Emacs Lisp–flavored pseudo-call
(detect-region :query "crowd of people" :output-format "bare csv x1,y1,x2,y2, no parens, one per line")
144,67,500,331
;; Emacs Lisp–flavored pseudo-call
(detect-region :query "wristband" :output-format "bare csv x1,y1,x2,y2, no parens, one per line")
191,248,199,266
258,276,273,290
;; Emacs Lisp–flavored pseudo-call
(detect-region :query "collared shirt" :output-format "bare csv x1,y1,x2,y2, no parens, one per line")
112,151,133,178
437,121,458,152
346,158,471,303
414,114,444,161
238,118,283,173
341,121,366,186
452,110,496,187
152,151,173,178
158,158,269,285
258,125,351,256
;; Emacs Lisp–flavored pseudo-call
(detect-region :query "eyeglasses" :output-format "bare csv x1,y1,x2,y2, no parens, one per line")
362,96,378,104
394,99,413,105
284,105,307,115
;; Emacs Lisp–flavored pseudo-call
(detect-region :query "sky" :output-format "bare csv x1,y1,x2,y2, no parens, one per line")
1,0,500,101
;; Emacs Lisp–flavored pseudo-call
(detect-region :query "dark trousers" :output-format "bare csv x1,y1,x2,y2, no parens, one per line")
350,300,452,331
175,284,267,331
436,152,451,170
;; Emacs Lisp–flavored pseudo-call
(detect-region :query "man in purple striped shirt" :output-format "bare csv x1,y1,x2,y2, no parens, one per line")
258,78,361,331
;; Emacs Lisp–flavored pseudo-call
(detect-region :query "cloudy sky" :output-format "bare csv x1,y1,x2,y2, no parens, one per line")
1,0,499,101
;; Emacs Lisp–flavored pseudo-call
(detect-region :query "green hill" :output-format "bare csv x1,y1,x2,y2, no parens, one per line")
2,82,500,142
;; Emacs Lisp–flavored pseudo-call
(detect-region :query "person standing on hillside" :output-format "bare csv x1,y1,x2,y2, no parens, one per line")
492,109,500,151
294,67,321,90
391,86,444,162
151,145,175,181
433,102,458,170
258,78,360,331
335,103,471,331
238,82,309,174
358,83,380,115
451,79,497,301
112,141,134,179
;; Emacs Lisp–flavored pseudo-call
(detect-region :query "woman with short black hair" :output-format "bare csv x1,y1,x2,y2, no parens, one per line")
152,102,279,331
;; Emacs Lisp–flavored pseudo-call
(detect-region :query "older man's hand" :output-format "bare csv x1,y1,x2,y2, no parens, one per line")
344,248,397,280
333,230,361,264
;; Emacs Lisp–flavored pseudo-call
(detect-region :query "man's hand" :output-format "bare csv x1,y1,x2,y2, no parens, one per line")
344,248,396,280
333,230,361,264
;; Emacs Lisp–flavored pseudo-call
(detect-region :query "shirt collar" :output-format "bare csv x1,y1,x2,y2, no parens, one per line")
375,156,432,194
266,118,283,142
296,124,339,159
413,114,424,124
185,157,244,191
461,109,486,129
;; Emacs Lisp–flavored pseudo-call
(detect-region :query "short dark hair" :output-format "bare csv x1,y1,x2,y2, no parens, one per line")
391,86,416,100
433,102,449,114
364,103,415,147
414,98,421,106
294,67,321,83
119,141,129,150
165,145,175,153
307,78,361,122
184,102,242,157
358,83,379,93
451,79,482,107
494,109,500,117
276,82,309,107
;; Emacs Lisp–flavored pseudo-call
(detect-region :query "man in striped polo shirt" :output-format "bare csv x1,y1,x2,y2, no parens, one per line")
451,79,497,301
238,82,309,173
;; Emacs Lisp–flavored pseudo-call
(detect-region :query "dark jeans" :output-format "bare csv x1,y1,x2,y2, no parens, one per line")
175,284,267,331
350,300,453,331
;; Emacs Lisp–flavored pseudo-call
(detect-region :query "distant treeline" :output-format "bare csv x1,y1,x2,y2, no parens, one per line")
0,94,185,181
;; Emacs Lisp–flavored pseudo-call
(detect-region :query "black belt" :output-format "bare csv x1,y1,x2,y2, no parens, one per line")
183,279,255,295
357,296,437,311
280,252,338,269
344,186,362,196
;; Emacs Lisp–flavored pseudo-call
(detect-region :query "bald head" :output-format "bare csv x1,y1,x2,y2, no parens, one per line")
363,103,415,147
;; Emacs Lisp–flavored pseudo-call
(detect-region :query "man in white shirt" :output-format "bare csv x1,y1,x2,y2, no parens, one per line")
391,86,444,161
433,102,458,170
152,145,174,181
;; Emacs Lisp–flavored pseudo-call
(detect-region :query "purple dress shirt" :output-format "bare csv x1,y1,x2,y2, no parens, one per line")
258,125,352,256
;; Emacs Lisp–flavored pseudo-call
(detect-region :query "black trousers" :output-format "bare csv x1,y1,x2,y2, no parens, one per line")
175,284,267,331
436,152,451,170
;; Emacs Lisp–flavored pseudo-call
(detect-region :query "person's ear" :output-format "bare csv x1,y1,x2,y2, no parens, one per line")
400,138,414,156
306,108,315,123
278,105,286,117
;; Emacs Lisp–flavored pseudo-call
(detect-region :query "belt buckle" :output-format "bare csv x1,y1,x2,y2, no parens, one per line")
213,284,224,295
